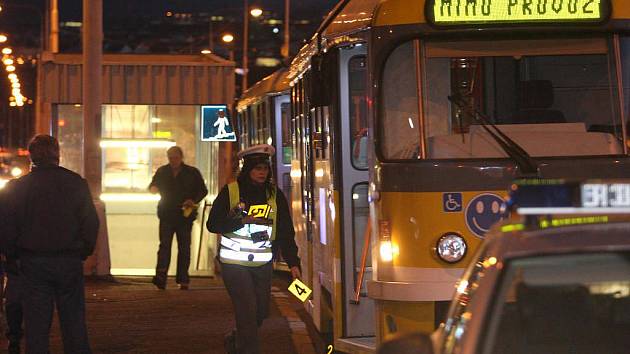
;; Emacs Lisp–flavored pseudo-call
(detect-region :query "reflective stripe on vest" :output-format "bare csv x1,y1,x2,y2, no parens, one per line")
220,182,277,267
219,248,273,263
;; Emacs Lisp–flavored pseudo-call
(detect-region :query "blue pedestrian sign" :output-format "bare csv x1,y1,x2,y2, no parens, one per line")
201,105,236,142
443,193,463,213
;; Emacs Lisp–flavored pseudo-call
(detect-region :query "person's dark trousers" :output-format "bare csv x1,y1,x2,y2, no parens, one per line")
5,270,23,352
20,256,91,354
156,220,193,285
221,262,273,354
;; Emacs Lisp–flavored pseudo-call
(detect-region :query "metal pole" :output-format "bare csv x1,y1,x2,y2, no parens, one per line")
82,0,102,195
208,17,214,53
50,0,59,53
242,0,248,90
282,0,290,59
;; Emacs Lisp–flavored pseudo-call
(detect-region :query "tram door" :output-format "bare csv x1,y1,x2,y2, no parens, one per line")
339,45,374,338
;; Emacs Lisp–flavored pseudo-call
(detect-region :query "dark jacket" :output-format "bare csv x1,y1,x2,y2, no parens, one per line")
149,163,208,223
1,164,99,260
206,181,300,268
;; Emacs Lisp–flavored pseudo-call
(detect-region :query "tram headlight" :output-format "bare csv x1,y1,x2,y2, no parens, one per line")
379,239,399,262
380,240,393,262
436,233,467,264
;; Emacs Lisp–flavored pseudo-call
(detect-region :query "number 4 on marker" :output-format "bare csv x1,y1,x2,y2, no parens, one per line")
288,278,313,302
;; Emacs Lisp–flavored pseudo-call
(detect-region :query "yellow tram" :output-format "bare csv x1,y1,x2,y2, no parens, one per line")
238,0,630,352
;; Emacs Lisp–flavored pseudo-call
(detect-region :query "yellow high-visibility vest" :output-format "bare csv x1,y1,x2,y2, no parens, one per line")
219,182,277,267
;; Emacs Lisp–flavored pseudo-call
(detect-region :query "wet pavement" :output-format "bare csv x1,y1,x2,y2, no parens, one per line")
0,274,323,354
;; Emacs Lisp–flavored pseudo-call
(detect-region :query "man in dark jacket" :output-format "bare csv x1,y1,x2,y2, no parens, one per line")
149,146,208,290
0,185,23,354
2,134,99,354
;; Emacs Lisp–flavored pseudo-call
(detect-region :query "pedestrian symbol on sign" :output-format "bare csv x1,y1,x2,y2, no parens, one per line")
201,105,236,141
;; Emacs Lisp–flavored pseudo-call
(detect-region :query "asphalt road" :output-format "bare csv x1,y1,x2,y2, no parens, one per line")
0,274,322,354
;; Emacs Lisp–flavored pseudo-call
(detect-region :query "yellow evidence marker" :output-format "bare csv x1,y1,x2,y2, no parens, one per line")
288,278,312,302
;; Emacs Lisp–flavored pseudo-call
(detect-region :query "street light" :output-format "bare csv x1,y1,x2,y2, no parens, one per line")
0,34,7,43
242,1,265,90
222,33,235,61
200,49,212,55
222,33,235,43
250,7,263,18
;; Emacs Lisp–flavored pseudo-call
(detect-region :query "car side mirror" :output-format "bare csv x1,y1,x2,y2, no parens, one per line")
377,332,434,354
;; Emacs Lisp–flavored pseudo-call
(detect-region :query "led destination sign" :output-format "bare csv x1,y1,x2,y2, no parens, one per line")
430,0,608,25
582,184,630,208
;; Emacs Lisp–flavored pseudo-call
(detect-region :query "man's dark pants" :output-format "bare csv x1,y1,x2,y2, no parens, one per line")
5,270,23,346
156,220,193,284
222,262,273,354
20,256,91,354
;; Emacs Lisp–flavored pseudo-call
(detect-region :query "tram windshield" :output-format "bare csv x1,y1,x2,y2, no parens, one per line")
484,252,630,354
381,37,626,160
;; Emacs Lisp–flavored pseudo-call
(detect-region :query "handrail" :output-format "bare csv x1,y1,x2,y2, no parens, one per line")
351,221,371,304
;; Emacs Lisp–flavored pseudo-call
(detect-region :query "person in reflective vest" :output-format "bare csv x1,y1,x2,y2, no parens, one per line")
206,144,300,354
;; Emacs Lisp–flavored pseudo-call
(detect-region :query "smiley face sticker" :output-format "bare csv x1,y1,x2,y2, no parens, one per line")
465,193,505,238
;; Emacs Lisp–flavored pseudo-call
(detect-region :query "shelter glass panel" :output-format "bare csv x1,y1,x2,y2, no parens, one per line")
56,104,85,176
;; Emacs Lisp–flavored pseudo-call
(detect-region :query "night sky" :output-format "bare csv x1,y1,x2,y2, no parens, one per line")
10,0,338,21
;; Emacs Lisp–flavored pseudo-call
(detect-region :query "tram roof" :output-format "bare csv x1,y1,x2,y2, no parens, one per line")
289,0,630,81
237,68,290,112
288,0,380,80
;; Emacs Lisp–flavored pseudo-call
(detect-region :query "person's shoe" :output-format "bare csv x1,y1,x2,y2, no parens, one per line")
179,283,189,290
151,276,166,290
8,340,20,354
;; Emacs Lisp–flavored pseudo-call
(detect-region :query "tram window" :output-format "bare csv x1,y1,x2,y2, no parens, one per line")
313,106,330,160
247,106,253,146
381,38,625,160
381,41,421,160
484,253,630,354
281,102,292,165
425,38,622,158
264,100,272,145
291,87,297,159
282,173,292,214
237,111,245,150
349,56,368,170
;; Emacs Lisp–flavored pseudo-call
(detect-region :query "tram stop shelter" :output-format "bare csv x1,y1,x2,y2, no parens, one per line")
36,53,235,277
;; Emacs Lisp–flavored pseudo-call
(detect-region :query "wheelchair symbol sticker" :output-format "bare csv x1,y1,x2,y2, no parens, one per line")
465,193,504,238
443,193,463,212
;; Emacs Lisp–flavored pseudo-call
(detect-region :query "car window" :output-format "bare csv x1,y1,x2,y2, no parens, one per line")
483,252,630,354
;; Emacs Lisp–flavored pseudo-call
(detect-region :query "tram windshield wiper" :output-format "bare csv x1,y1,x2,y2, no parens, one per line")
447,95,539,176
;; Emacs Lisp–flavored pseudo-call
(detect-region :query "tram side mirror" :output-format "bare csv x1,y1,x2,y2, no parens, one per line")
377,332,434,354
308,52,335,107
